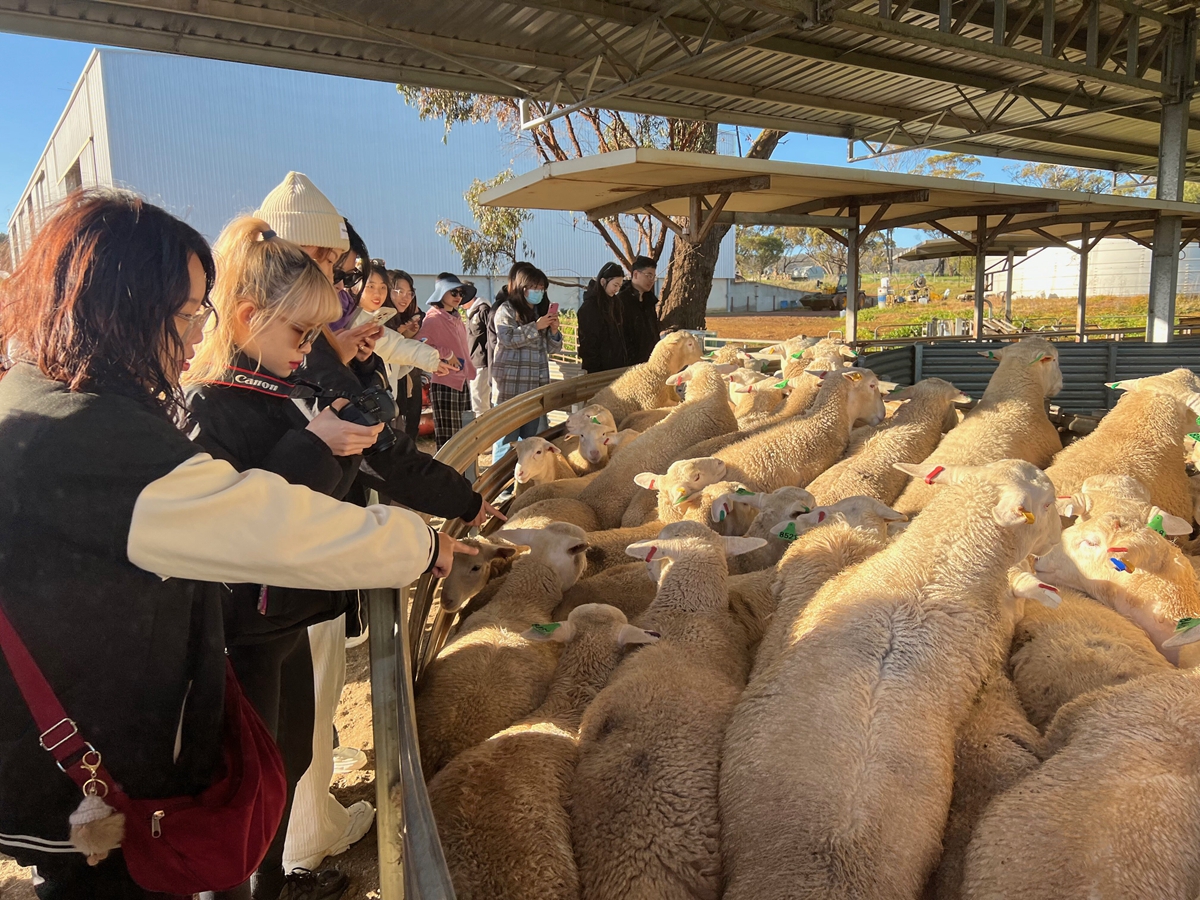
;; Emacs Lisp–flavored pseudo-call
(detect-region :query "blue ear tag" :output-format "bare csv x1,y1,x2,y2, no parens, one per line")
530,622,561,635
777,522,798,541
1110,557,1131,573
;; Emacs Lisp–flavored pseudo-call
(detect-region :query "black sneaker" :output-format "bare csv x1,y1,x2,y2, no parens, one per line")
278,868,349,900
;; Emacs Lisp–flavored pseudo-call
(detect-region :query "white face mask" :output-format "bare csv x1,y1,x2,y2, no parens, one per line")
527,289,545,303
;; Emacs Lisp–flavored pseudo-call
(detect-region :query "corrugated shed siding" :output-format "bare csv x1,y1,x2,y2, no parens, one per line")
98,49,734,280
89,54,113,186
1009,239,1200,298
864,342,1200,414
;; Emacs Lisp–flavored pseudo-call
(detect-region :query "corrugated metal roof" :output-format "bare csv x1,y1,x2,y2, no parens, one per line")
1,0,1195,176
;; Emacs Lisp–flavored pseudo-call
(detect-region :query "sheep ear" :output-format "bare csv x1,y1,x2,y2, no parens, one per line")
771,519,802,541
1147,507,1192,536
953,392,972,404
496,527,540,548
978,348,1004,361
493,545,520,560
634,472,661,490
616,624,660,647
889,385,917,401
839,345,858,358
1183,392,1200,416
993,491,1038,528
1009,570,1062,609
841,370,864,383
1105,377,1147,392
807,369,829,380
522,620,575,643
1163,617,1200,648
1056,495,1084,518
869,502,907,522
893,462,965,485
625,540,670,561
877,380,899,394
713,363,738,375
722,536,768,557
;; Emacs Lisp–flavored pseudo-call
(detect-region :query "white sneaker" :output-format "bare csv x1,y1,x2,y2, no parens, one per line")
332,746,367,775
326,800,376,858
345,627,369,650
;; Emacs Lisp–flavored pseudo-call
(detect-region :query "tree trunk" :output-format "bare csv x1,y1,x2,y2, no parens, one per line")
658,128,786,332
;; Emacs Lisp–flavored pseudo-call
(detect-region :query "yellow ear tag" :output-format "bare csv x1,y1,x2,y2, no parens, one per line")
846,371,863,382
1019,507,1035,524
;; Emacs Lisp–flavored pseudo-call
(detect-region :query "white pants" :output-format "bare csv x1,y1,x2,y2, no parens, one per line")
469,366,491,416
283,615,350,871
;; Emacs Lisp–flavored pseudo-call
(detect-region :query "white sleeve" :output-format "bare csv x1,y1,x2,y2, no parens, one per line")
373,328,441,371
128,453,437,590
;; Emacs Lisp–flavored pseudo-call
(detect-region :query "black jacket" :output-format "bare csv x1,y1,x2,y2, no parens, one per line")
618,282,661,365
303,334,483,522
465,299,491,370
576,280,630,374
0,365,227,867
187,358,358,645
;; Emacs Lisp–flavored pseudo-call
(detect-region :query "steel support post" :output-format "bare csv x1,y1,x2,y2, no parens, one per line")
845,209,861,343
1076,220,1089,342
369,587,406,900
974,216,987,339
1005,249,1014,320
1147,11,1196,343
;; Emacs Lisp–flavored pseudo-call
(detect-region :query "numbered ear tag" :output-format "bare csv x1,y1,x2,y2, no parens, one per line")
1188,432,1200,442
777,522,798,541
1174,617,1200,635
530,622,561,635
1148,513,1166,536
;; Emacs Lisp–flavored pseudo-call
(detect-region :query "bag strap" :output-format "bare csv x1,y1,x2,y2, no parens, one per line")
0,605,114,793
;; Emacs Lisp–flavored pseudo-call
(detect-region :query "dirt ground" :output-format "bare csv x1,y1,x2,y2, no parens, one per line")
0,643,383,900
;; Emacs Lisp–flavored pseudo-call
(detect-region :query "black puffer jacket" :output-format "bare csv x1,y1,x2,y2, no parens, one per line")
576,280,630,374
618,282,661,365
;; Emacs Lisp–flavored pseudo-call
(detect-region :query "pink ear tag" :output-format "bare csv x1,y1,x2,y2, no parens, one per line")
924,465,944,485
644,546,657,562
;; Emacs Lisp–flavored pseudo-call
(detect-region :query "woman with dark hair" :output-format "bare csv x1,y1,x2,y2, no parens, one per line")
576,261,629,374
0,191,472,899
489,264,561,461
386,269,430,439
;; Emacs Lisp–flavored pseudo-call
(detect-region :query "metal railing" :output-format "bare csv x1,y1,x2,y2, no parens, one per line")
371,369,623,900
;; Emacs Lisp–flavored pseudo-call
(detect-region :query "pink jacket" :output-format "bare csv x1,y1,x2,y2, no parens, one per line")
417,305,476,391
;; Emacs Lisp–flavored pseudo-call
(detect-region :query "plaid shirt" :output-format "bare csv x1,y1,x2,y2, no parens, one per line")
491,302,563,404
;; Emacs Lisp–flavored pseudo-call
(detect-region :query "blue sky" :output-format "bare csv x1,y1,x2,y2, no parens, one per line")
0,31,1018,233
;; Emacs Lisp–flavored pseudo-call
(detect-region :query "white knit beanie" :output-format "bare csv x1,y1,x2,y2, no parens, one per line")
254,172,350,251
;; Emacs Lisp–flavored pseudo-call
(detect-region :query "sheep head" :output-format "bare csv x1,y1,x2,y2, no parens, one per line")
894,458,1061,558
577,421,618,465
626,520,766,583
978,337,1063,398
636,457,728,508
439,539,520,614
655,330,704,374
1105,368,1200,425
810,367,890,428
566,404,617,436
513,437,563,485
522,602,659,650
496,521,590,590
770,495,906,543
664,361,728,399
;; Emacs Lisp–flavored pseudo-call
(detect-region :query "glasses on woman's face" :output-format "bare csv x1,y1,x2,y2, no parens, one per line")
175,304,216,339
291,324,324,349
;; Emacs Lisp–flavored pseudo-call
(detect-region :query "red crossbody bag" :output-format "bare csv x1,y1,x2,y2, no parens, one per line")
0,604,287,894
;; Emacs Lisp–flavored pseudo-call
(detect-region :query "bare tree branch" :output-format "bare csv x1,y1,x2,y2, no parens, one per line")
593,219,634,268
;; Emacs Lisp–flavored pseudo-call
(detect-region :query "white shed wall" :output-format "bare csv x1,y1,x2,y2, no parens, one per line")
1009,238,1200,297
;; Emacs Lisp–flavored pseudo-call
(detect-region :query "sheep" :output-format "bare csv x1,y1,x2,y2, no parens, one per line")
438,538,520,615
632,456,730,525
506,471,600,517
556,422,639,475
893,337,1063,517
588,331,703,426
570,522,766,900
552,561,659,621
806,377,970,506
710,341,749,366
927,672,1044,900
962,668,1200,900
732,380,787,429
580,521,665,575
710,486,818,572
504,498,601,532
1034,501,1200,666
1045,368,1200,523
720,458,1062,900
712,367,888,494
414,522,590,776
428,603,659,900
521,362,738,531
565,403,617,436
512,436,578,495
1008,586,1173,729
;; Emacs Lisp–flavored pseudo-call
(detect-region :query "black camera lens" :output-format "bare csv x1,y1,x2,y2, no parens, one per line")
335,388,399,455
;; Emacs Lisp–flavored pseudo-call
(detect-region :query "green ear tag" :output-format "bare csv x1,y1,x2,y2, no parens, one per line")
1174,617,1200,634
735,488,755,496
790,351,802,359
1105,381,1121,390
987,351,996,359
774,381,789,389
777,522,798,541
530,622,561,635
1189,433,1200,442
590,416,600,424
1148,513,1166,536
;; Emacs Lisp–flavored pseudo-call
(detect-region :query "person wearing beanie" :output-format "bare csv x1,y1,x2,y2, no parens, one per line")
577,260,630,374
255,171,350,275
417,274,477,447
618,254,662,365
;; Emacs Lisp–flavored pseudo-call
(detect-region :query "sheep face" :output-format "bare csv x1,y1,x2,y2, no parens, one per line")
770,495,905,543
659,331,704,374
439,540,520,614
566,404,617,436
522,602,659,651
513,437,561,484
980,338,1063,397
498,522,591,591
578,421,618,465
896,458,1061,558
713,486,818,533
626,520,766,582
636,457,728,508
835,368,889,427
